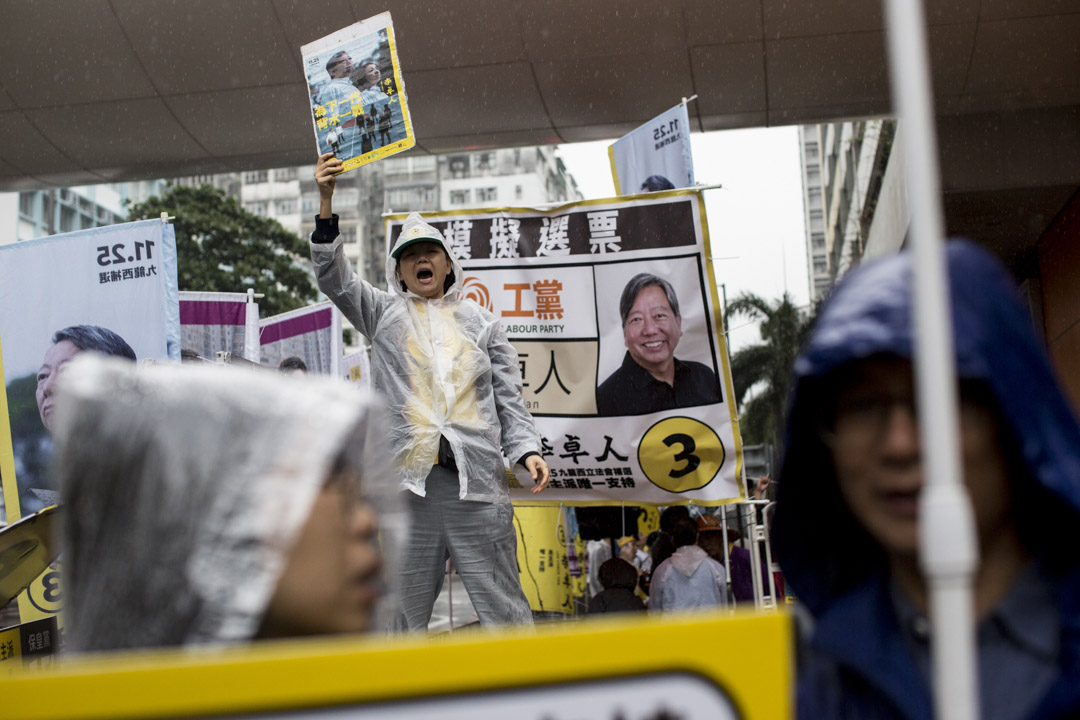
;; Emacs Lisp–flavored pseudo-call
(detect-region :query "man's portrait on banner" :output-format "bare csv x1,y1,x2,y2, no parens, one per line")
596,265,721,416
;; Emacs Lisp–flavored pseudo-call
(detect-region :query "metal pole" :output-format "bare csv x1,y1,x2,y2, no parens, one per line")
721,283,730,334
720,510,734,610
747,502,765,611
447,558,454,633
881,1,979,718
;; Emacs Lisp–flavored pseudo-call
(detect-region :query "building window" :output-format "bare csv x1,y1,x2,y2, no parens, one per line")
809,210,824,233
383,157,408,174
807,168,821,188
476,153,495,170
302,197,318,214
805,143,819,162
515,184,523,200
243,170,269,184
813,259,828,274
477,187,497,203
811,232,825,249
335,188,359,208
413,156,437,172
60,206,77,233
450,189,471,206
807,187,822,206
276,199,297,215
274,167,298,182
18,192,34,218
514,149,521,166
340,227,357,244
448,156,470,179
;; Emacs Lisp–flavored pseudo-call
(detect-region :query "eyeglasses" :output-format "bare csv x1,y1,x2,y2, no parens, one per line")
820,380,994,451
822,392,916,449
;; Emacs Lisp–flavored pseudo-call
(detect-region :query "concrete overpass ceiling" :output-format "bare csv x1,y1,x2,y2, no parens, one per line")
0,0,1077,192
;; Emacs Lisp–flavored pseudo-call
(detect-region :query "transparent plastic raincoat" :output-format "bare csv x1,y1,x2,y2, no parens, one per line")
311,213,541,503
53,355,402,652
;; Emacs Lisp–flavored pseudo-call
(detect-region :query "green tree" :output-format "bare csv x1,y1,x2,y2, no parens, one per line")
726,292,819,449
128,184,317,316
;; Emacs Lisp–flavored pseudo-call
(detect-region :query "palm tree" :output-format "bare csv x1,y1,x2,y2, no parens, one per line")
725,292,819,449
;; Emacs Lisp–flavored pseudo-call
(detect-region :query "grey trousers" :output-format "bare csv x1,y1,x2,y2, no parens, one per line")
398,465,534,630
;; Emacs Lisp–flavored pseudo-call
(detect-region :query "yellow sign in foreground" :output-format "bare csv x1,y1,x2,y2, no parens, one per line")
4,610,791,719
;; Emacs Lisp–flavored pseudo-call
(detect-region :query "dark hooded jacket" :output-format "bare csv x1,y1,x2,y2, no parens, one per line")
772,241,1080,719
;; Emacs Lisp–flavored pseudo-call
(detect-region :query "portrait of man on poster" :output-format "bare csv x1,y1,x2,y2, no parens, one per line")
597,273,720,416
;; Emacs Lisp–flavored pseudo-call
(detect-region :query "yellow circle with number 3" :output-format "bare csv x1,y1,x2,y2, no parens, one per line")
27,563,62,614
638,417,725,493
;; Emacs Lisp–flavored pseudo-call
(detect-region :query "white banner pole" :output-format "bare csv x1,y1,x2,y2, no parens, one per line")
881,1,979,719
244,288,261,364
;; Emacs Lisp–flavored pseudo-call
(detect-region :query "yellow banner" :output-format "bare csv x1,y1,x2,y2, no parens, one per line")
514,506,575,614
4,610,792,719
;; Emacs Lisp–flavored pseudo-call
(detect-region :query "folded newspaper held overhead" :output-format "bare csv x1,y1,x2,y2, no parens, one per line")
301,12,415,173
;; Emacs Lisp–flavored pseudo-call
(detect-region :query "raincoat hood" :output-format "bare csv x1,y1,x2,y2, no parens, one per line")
773,240,1080,616
670,545,710,578
385,212,464,300
53,355,402,652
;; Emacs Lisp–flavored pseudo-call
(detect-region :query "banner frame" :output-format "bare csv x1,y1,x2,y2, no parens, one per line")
385,189,746,507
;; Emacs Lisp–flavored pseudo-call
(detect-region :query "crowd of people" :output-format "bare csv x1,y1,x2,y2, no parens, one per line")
584,480,782,618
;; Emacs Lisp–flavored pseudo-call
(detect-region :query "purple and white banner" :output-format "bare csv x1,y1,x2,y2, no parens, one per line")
259,301,342,376
179,291,260,363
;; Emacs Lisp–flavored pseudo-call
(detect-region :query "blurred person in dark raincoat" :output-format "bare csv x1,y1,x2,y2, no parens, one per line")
773,242,1080,719
54,355,402,652
587,558,645,615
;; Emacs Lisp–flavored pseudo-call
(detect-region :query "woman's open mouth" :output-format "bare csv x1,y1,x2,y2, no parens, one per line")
417,269,433,281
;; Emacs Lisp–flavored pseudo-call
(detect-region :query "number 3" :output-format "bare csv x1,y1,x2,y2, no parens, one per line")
664,433,701,479
42,571,61,603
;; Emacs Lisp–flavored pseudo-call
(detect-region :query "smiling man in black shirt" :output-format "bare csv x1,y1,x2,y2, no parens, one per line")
596,273,721,416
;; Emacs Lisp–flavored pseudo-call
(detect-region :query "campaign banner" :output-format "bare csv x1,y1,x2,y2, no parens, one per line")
0,617,59,676
608,103,694,195
259,301,342,376
0,219,179,623
514,506,585,616
301,12,415,173
341,349,372,388
179,291,260,363
387,190,744,506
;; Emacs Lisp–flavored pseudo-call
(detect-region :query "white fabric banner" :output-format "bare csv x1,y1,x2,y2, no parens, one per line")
387,190,744,506
341,349,372,388
0,219,180,523
0,219,179,625
608,103,695,196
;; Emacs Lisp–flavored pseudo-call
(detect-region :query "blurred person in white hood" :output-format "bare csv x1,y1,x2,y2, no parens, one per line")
649,517,729,612
310,153,550,630
54,355,402,652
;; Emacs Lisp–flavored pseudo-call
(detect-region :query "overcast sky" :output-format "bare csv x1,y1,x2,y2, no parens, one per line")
556,125,810,355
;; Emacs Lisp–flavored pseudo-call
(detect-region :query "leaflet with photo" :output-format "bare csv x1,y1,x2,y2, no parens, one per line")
301,12,415,172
